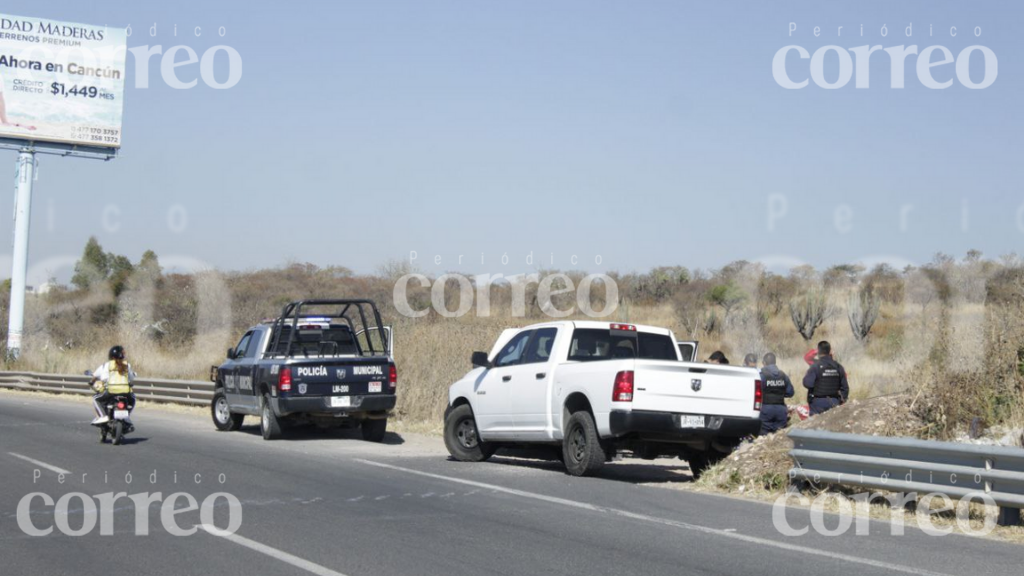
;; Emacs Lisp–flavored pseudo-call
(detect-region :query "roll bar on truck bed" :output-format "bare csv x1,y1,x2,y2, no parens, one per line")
264,299,390,359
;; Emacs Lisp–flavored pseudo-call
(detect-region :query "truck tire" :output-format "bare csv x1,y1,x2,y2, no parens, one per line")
212,391,244,432
444,404,495,462
562,411,605,476
361,418,387,442
260,394,284,440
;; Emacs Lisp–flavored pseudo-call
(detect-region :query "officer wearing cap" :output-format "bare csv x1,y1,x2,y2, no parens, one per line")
759,352,793,434
802,340,849,415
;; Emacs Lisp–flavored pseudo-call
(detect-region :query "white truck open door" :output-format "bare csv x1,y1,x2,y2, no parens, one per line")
677,340,699,362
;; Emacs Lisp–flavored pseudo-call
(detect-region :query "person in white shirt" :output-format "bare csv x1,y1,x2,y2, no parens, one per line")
89,345,137,425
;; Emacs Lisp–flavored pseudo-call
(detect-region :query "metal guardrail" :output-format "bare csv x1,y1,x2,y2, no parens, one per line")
788,428,1024,526
0,371,214,406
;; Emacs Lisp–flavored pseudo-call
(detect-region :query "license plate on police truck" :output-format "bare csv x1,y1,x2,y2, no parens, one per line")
368,382,382,393
678,415,704,428
330,396,351,408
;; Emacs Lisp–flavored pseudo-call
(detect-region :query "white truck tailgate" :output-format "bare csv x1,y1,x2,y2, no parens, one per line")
631,360,759,418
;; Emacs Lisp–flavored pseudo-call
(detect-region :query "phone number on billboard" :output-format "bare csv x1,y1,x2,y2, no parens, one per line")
71,126,121,145
50,82,117,101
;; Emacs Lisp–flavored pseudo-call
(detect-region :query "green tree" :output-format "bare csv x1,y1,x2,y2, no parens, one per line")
138,250,162,278
823,263,864,288
71,237,111,290
108,254,135,296
707,282,747,322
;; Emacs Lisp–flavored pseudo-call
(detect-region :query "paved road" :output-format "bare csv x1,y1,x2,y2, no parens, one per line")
1,393,1019,576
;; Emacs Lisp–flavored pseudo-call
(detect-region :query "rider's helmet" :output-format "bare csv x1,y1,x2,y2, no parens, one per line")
108,345,126,360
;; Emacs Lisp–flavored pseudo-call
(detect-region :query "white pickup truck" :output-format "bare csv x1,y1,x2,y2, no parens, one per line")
443,321,763,477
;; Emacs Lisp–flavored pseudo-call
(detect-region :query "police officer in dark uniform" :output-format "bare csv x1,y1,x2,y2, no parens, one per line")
759,352,793,434
802,341,849,416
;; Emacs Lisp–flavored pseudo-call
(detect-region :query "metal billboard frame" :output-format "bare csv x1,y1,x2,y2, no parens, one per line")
2,137,119,358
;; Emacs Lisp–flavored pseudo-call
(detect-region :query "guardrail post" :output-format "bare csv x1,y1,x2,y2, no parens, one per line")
902,494,918,514
996,507,1021,527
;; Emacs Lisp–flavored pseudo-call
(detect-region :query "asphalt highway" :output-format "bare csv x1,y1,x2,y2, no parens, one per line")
1,393,1020,576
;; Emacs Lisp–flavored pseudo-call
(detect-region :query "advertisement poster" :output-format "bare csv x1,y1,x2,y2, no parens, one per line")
0,13,126,148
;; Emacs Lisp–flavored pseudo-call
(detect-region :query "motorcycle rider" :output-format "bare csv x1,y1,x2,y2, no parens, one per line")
90,345,136,425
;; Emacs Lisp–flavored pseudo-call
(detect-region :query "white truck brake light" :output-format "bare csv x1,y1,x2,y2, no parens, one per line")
613,370,634,402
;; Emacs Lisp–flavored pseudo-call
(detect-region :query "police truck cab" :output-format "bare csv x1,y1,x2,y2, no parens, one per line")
210,299,396,441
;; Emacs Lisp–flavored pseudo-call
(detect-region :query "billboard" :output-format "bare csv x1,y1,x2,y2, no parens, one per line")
0,14,126,148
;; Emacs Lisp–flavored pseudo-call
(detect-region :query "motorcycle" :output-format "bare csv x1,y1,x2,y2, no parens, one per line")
85,370,136,446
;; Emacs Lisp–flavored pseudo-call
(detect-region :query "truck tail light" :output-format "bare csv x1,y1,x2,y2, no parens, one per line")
613,370,634,402
610,323,636,332
389,364,397,391
754,379,762,411
279,367,292,392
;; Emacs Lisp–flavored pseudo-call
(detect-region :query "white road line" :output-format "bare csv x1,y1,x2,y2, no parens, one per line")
356,459,954,576
198,525,348,576
7,452,70,475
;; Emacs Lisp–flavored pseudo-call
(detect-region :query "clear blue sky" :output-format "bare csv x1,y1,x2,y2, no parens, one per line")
1,0,1021,282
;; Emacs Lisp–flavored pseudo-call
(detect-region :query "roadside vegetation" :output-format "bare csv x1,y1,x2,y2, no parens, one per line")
2,239,1022,441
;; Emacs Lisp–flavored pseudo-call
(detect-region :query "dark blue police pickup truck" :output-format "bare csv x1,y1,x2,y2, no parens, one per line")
210,299,397,441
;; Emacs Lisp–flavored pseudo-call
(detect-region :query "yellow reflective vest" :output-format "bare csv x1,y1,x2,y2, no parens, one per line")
104,361,133,394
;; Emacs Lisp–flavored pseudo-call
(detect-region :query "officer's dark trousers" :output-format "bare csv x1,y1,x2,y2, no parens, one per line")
759,404,788,435
809,397,840,416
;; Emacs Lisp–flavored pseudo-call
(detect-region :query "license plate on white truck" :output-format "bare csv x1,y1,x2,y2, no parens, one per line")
677,415,705,428
330,396,351,408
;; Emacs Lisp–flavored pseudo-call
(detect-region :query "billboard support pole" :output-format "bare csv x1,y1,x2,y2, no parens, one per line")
6,146,35,360
0,138,116,363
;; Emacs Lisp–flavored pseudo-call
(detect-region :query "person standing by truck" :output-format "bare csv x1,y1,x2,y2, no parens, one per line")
708,350,730,365
759,352,793,434
802,341,849,416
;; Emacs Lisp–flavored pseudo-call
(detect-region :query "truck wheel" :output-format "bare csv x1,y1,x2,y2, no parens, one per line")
260,395,284,440
562,411,605,476
361,418,387,442
444,404,495,462
212,391,244,432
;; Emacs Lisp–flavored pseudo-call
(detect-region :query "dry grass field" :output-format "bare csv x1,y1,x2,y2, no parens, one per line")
3,250,1022,438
